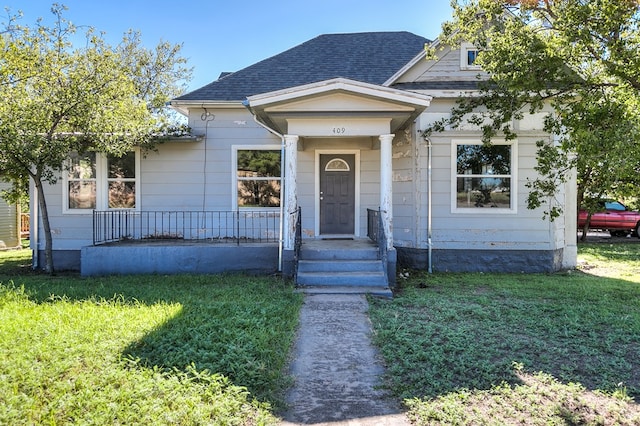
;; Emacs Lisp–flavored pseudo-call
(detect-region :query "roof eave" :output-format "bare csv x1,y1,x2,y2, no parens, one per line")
169,100,246,115
246,77,432,109
412,89,482,98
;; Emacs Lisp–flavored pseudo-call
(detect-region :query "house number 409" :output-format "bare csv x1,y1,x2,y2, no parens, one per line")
332,127,346,134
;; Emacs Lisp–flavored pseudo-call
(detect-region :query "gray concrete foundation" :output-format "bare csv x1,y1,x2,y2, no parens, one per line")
386,247,397,286
80,243,279,276
397,247,564,273
282,249,296,280
36,249,81,272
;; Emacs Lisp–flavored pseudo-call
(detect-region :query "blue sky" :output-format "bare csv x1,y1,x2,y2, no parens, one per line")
3,1,453,93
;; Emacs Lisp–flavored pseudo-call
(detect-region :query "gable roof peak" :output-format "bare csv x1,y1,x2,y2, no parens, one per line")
173,31,430,104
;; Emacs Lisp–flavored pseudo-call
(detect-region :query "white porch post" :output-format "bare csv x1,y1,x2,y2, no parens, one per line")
283,134,299,250
379,133,394,250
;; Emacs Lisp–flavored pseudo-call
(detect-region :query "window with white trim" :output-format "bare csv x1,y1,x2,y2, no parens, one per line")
107,153,137,208
460,42,481,70
67,152,97,209
64,150,139,213
234,147,281,208
453,141,516,212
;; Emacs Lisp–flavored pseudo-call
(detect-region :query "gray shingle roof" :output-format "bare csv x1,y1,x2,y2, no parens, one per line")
175,32,429,102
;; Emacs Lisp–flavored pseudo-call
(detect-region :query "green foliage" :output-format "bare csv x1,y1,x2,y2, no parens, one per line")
0,5,191,273
0,253,302,423
427,0,640,220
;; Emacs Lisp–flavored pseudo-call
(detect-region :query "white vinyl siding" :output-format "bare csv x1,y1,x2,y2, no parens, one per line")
391,133,419,248
38,103,566,257
396,45,490,84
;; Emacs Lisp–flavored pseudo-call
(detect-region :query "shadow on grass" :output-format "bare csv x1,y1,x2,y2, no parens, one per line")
118,275,302,408
0,258,301,408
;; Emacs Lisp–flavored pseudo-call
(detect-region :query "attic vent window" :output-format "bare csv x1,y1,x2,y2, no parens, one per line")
325,159,350,171
467,49,478,66
461,42,481,70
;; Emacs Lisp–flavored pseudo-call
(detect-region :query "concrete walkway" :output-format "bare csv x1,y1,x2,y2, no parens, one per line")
280,294,409,426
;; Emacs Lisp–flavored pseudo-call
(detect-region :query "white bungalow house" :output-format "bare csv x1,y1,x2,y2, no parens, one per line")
32,31,577,291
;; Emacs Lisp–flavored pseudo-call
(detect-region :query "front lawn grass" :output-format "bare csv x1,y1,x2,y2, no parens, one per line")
4,240,639,424
369,242,640,425
0,250,302,425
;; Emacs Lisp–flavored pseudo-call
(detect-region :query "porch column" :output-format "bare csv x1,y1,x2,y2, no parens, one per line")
379,133,394,250
283,134,299,250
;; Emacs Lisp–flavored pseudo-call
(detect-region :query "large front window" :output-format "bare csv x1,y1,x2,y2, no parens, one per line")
454,142,515,211
235,148,281,208
65,150,139,212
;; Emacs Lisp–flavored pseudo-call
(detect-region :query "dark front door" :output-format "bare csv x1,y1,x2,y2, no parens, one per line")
320,154,355,235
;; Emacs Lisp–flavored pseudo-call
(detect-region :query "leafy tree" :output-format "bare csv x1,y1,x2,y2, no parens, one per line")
0,4,191,272
425,0,640,238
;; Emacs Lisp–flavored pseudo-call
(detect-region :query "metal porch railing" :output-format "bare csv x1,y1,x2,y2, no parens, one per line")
93,210,280,245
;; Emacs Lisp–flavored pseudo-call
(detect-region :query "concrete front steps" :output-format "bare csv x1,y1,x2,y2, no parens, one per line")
295,239,392,297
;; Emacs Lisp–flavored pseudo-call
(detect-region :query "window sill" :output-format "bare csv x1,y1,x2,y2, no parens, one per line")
451,208,517,215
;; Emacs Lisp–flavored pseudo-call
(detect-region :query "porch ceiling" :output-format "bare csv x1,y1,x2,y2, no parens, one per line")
246,78,432,136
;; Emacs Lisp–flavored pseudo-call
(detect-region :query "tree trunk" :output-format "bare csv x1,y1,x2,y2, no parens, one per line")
580,213,592,242
33,175,55,274
576,187,587,242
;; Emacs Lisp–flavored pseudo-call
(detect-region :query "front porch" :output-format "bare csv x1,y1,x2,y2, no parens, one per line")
245,78,431,287
82,209,395,289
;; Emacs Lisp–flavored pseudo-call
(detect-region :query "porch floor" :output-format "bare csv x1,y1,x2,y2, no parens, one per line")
300,237,376,250
98,239,278,247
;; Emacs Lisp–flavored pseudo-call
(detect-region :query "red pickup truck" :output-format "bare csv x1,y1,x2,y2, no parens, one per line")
578,200,640,237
